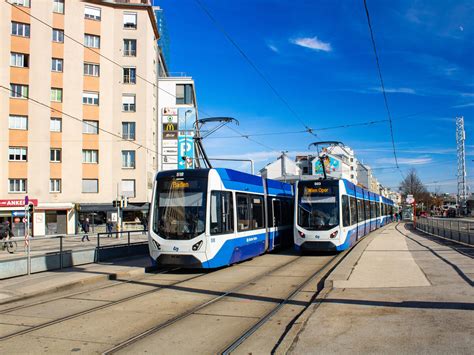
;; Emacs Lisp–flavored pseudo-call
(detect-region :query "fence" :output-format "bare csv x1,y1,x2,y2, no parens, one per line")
0,230,148,279
416,217,473,245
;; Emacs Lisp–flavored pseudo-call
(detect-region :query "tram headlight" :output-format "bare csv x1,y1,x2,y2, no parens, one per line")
192,240,203,251
298,231,305,238
330,231,338,239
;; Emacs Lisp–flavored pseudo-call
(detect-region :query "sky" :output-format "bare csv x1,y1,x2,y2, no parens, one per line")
155,0,474,193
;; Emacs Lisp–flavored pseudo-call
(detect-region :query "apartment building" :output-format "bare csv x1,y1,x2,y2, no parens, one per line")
0,0,159,236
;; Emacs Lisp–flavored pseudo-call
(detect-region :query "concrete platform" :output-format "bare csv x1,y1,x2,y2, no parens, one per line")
289,222,474,354
0,256,151,305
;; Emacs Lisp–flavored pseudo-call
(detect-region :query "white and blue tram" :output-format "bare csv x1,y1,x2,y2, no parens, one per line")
294,179,395,252
148,168,294,268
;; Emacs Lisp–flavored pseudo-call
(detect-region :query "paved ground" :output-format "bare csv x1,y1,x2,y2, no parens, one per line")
289,222,474,354
0,232,148,262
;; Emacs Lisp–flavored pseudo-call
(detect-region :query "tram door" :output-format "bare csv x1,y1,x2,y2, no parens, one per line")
271,199,281,248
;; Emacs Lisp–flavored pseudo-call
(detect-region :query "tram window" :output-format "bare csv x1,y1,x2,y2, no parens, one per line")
357,199,364,223
251,195,264,229
363,200,369,220
210,191,234,235
342,195,350,227
349,197,357,225
272,199,282,227
370,201,376,218
237,194,250,231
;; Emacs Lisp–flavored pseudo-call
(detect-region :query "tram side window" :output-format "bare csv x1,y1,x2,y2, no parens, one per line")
251,195,264,229
365,200,370,220
237,194,250,231
371,201,376,218
210,191,234,235
272,199,282,227
283,199,293,225
357,199,364,223
349,196,357,225
342,195,350,227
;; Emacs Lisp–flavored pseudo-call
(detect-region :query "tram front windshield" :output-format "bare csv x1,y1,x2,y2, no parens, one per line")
153,177,207,240
298,182,339,231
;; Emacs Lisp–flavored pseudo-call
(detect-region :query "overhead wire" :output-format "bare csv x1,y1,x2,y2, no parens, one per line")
363,0,403,180
194,0,318,139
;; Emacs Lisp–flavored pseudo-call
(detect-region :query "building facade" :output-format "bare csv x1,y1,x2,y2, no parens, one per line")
0,0,159,235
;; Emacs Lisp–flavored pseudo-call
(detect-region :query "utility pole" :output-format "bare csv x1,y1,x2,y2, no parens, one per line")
456,116,468,215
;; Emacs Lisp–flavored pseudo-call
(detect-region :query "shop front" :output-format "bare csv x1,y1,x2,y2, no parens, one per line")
33,203,76,236
0,199,38,237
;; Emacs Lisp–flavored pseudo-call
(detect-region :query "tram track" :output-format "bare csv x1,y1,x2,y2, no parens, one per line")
0,253,302,345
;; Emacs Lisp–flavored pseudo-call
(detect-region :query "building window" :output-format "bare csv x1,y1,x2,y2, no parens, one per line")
123,39,137,56
9,147,27,161
11,0,30,7
123,67,136,84
82,120,98,134
53,0,64,14
123,12,137,29
50,148,61,162
83,63,100,76
82,91,99,105
50,179,61,193
9,115,28,130
82,179,98,193
82,149,98,163
11,22,30,37
10,84,28,99
122,122,136,140
52,29,64,43
121,179,135,198
84,34,100,49
51,58,63,72
84,6,101,20
176,84,194,105
122,150,135,168
51,88,62,102
50,118,62,132
122,95,136,112
10,52,29,68
9,179,27,193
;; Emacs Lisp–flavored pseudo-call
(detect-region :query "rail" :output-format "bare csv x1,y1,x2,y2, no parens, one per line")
416,217,473,245
0,230,148,277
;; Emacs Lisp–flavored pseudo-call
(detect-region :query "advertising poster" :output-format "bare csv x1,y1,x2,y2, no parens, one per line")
178,135,195,169
163,107,178,115
178,108,196,131
313,155,342,178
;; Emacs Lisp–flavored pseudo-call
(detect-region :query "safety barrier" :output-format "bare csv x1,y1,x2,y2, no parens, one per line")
0,230,148,279
416,217,473,245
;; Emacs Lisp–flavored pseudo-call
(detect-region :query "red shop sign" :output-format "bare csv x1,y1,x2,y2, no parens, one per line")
0,199,38,208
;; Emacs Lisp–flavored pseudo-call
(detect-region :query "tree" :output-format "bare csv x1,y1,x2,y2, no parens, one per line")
399,168,431,205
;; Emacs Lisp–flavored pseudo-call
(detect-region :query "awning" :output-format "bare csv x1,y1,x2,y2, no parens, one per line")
36,202,74,210
78,203,149,213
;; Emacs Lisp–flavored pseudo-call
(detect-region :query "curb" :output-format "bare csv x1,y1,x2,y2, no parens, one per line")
0,263,150,306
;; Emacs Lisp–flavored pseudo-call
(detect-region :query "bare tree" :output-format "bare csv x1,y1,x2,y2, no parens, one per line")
399,168,431,203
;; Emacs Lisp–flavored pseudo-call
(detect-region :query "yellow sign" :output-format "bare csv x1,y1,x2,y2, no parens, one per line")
305,187,329,194
165,123,176,131
171,181,189,189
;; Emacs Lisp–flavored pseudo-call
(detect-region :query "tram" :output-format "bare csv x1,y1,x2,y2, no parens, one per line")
148,168,294,268
294,178,395,252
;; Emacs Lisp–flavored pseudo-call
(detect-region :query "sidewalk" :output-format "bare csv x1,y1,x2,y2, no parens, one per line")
290,222,474,354
0,256,151,305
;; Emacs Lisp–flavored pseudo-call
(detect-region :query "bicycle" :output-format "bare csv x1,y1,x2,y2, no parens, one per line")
1,236,17,254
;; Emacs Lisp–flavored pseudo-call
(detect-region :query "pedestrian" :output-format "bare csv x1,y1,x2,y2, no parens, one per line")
81,218,90,242
106,219,113,238
141,216,148,233
0,221,14,240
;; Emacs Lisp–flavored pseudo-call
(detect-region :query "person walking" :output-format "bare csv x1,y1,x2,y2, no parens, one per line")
106,219,113,238
81,218,90,242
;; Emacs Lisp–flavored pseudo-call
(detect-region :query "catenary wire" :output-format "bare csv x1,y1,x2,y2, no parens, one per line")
194,0,318,139
363,0,402,179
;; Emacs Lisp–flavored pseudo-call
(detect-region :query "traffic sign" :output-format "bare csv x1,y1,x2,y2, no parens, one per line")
406,196,415,204
22,217,27,223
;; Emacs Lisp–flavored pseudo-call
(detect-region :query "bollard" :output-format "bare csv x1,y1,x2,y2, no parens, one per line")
60,236,63,269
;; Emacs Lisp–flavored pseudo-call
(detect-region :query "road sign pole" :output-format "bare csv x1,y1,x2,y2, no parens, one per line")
413,200,416,228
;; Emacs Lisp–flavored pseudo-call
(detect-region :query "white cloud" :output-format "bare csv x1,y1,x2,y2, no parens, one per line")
453,102,474,108
290,36,332,52
371,87,417,95
267,44,279,53
376,157,433,166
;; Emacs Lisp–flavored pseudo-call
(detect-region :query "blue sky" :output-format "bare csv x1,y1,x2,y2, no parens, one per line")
156,0,473,193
